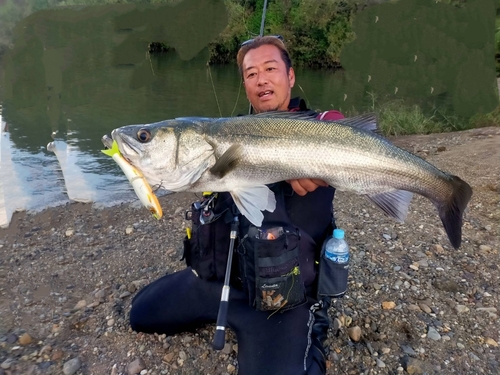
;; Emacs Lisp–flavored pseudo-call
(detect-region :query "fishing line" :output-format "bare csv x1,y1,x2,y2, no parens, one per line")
230,79,243,117
207,62,223,117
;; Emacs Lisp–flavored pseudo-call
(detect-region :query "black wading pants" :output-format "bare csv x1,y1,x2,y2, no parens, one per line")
129,268,330,375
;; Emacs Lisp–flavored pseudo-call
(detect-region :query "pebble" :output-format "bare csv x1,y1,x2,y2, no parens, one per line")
107,319,115,327
376,358,386,368
127,357,146,375
401,345,417,356
394,266,401,271
486,338,498,347
74,300,87,310
382,301,396,310
348,326,362,342
457,343,465,349
469,352,480,361
63,357,81,375
403,357,427,374
455,305,470,314
125,226,134,235
427,327,441,341
18,333,32,345
65,228,74,237
163,353,175,363
418,303,432,314
227,364,236,373
120,291,131,299
479,245,492,252
1,359,13,369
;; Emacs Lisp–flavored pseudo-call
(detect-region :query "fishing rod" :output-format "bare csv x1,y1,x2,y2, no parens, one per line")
248,0,269,115
212,214,239,350
212,0,269,351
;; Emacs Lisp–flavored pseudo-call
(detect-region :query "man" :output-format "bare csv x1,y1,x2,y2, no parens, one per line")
130,35,345,375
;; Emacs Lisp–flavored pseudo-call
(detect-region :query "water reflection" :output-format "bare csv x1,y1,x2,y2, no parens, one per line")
0,4,347,227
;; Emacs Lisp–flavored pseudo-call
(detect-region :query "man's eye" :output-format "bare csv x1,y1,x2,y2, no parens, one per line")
247,72,256,78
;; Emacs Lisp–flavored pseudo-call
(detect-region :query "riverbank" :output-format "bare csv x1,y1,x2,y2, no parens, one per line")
0,126,499,375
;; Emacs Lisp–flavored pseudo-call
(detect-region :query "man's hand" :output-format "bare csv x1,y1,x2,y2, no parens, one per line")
286,179,329,196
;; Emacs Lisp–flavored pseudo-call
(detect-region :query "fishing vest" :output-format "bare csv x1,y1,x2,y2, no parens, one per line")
182,100,342,310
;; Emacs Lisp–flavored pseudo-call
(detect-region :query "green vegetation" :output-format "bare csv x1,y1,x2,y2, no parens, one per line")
0,0,499,136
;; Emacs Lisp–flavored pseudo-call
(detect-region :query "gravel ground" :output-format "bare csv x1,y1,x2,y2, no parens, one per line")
0,126,499,375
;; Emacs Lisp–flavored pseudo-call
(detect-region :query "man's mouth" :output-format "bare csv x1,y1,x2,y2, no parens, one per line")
258,90,273,98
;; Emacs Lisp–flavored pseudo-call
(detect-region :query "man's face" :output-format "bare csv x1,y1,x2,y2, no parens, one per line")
242,44,295,113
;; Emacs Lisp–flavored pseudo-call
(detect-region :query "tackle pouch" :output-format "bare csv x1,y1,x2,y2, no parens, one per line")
182,194,234,281
316,237,349,298
238,224,307,312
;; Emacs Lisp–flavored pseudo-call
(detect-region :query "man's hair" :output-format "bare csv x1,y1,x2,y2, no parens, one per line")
236,36,292,78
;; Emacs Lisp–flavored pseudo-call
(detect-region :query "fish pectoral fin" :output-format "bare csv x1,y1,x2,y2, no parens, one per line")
210,144,243,178
230,186,277,227
335,113,379,133
367,190,414,223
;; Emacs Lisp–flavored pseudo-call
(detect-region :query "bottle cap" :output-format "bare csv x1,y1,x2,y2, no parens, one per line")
333,229,344,239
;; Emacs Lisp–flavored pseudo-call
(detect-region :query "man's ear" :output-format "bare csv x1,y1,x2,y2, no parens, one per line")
288,67,295,88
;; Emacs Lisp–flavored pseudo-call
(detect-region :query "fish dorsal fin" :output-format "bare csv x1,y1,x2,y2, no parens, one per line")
366,190,414,223
210,144,243,178
248,110,319,120
230,185,277,227
335,113,378,132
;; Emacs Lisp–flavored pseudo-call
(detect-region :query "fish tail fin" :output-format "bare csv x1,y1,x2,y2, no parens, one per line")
436,176,472,249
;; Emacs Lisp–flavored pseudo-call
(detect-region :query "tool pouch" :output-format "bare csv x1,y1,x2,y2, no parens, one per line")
182,193,233,281
238,223,306,312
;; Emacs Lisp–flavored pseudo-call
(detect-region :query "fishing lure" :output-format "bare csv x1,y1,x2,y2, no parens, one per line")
102,140,162,219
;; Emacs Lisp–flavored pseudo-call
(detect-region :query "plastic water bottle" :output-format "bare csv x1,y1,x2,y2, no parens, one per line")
324,229,349,264
321,228,349,298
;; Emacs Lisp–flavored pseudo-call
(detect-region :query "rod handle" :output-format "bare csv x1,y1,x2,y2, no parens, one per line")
212,296,229,350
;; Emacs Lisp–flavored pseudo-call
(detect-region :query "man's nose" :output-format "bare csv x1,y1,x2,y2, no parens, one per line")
257,72,268,85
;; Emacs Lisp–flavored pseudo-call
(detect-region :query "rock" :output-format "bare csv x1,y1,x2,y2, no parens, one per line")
111,364,118,375
455,305,470,314
382,301,396,310
125,226,134,235
163,353,174,363
402,357,427,374
51,348,64,361
73,300,86,310
479,245,492,252
376,358,386,368
486,338,498,347
6,333,18,344
348,326,362,342
1,359,13,370
418,303,432,314
119,291,131,299
433,279,461,293
401,345,417,356
427,327,441,341
127,357,146,375
18,333,32,345
63,357,81,375
227,364,236,373
65,228,74,237
430,244,445,254
107,319,115,327
437,146,446,152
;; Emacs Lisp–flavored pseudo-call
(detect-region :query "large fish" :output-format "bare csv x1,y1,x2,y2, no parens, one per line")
102,111,472,249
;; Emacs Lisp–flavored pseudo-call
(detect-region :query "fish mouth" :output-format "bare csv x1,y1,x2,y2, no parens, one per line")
110,129,143,160
101,134,113,149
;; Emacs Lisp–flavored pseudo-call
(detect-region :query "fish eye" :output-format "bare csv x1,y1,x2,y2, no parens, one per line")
137,129,151,143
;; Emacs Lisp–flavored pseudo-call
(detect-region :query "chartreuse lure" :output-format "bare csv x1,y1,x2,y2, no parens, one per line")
102,140,162,219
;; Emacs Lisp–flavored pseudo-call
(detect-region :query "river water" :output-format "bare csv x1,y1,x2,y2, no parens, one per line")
0,25,349,228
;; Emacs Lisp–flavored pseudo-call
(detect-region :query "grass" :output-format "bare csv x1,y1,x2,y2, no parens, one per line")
342,91,500,137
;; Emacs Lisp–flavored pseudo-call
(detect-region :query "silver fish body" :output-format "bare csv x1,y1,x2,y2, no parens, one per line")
105,112,472,249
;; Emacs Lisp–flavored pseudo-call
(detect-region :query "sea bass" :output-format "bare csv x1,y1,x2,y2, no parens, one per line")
102,111,472,249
